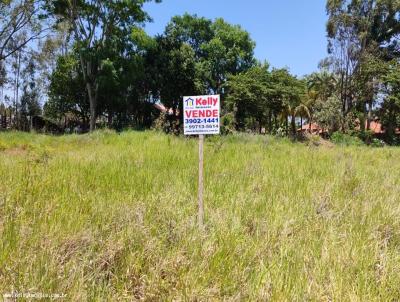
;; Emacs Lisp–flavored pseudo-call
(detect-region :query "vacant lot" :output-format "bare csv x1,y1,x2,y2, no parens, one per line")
0,131,399,301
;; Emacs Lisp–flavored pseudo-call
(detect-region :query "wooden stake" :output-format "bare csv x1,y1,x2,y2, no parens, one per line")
198,134,204,229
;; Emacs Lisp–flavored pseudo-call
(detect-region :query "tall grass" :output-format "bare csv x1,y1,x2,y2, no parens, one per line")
0,130,399,300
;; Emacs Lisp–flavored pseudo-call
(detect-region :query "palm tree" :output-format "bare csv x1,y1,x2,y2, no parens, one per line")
295,103,311,131
280,102,310,137
304,71,337,132
307,71,337,103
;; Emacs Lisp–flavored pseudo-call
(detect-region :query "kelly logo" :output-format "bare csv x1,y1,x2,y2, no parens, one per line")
184,97,195,107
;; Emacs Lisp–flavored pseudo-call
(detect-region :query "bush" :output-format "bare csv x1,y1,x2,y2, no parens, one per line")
220,113,236,135
357,130,374,144
370,138,385,148
331,132,364,146
152,112,181,135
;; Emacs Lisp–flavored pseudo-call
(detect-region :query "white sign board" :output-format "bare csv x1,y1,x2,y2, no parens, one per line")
183,95,220,135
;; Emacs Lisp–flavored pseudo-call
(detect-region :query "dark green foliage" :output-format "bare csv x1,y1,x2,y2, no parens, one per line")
225,65,306,135
46,54,89,124
331,131,364,146
225,64,271,131
44,0,162,131
380,61,400,139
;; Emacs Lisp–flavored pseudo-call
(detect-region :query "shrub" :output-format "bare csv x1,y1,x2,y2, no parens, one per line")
357,130,374,144
220,113,236,135
331,132,364,146
370,138,385,148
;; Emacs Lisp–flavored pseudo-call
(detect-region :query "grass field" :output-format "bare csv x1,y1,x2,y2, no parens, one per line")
0,131,400,301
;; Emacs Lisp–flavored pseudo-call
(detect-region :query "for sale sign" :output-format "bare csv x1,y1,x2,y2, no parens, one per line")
183,95,220,135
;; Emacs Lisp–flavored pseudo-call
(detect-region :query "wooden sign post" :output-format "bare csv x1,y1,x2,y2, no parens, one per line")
183,95,220,229
198,134,204,228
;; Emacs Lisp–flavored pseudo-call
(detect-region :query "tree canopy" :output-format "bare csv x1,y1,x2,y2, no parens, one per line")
0,0,399,144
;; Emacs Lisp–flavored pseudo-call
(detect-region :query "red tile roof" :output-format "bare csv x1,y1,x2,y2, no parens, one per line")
298,123,326,134
368,121,384,134
299,119,400,135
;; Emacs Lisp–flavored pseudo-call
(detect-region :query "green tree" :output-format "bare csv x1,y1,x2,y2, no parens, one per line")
225,65,306,136
46,54,89,125
148,14,256,133
270,68,305,136
314,95,344,134
225,64,270,132
160,14,256,96
326,0,400,129
45,0,161,131
380,60,400,143
304,70,337,130
200,18,256,94
20,55,41,130
307,70,337,103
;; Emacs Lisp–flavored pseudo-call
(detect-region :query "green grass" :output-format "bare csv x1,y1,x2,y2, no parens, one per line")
0,130,400,301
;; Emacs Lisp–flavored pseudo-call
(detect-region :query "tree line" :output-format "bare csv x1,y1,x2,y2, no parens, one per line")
0,0,399,144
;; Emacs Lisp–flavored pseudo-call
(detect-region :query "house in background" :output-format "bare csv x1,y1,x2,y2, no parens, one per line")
298,123,327,135
298,118,400,138
153,103,179,116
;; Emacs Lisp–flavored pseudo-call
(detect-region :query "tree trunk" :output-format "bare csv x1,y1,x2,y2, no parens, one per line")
386,105,395,144
13,51,21,129
291,115,296,137
77,48,97,133
87,82,97,132
360,109,366,132
108,111,113,128
366,100,372,131
268,111,272,133
285,115,289,135
300,116,303,131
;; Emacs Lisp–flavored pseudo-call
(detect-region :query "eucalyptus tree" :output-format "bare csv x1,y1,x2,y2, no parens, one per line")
20,55,41,130
45,0,161,131
0,0,48,128
326,0,400,128
46,53,89,125
0,0,48,62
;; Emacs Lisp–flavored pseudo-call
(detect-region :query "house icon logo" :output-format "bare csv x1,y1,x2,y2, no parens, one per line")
184,97,195,107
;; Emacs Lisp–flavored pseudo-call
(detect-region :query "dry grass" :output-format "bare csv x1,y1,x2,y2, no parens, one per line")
0,130,399,301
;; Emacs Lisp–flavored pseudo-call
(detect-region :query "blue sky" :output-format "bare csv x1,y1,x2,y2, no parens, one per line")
143,0,328,77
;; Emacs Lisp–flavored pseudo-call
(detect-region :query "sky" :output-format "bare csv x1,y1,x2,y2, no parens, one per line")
143,0,329,77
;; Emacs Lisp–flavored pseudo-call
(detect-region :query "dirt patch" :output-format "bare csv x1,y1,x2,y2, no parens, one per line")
2,146,30,156
303,134,335,148
57,234,93,265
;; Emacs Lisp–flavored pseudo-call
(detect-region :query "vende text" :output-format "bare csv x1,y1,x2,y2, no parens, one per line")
185,110,219,118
